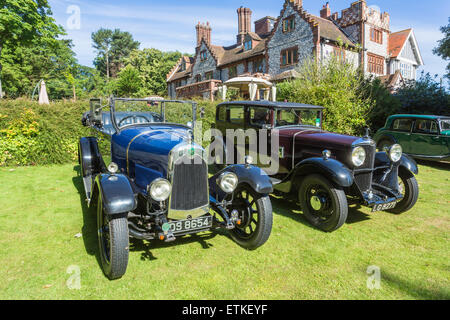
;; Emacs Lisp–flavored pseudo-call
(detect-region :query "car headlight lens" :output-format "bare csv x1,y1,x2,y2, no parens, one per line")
352,146,366,167
149,178,172,202
217,172,238,194
389,144,402,162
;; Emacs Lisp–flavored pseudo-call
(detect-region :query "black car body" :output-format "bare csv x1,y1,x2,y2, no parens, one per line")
213,101,419,232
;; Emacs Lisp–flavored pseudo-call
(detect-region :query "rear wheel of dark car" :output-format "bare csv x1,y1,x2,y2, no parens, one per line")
388,170,419,214
97,193,129,280
228,185,273,250
298,174,348,232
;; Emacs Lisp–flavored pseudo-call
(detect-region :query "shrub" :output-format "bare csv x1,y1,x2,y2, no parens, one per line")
0,98,217,167
0,99,90,166
277,56,373,136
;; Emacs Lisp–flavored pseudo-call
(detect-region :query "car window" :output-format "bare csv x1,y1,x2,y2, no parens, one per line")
217,106,227,121
392,119,412,132
440,120,450,130
275,109,319,127
413,119,439,135
228,106,245,125
249,107,271,127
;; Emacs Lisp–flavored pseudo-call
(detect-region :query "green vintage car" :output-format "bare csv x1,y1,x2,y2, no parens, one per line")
374,115,450,162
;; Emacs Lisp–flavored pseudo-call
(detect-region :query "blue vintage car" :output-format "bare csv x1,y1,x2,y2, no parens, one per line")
79,98,273,280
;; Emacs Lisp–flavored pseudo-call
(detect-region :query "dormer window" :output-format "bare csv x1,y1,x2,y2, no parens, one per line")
200,50,208,61
244,40,252,51
180,61,186,72
282,15,295,33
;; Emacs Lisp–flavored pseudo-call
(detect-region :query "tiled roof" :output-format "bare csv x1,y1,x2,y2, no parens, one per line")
310,15,355,47
389,29,411,58
378,70,403,88
213,40,266,67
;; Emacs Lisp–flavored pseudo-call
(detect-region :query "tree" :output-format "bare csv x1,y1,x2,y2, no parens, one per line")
92,28,140,79
91,28,113,79
114,65,142,97
124,48,183,96
433,18,450,80
0,0,63,98
395,72,449,116
277,56,373,136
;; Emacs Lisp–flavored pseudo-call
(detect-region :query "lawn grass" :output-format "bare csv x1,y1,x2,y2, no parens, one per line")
0,162,448,300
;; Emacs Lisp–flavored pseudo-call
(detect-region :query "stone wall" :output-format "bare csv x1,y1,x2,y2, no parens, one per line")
266,3,314,76
189,42,219,84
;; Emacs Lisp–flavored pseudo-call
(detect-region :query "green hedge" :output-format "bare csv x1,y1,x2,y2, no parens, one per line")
0,99,217,167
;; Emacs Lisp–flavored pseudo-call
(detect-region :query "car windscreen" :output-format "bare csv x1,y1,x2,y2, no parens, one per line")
274,108,322,128
440,119,450,130
113,100,163,129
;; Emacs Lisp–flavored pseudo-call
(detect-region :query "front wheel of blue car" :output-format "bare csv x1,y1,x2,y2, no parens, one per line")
97,194,129,280
228,185,273,250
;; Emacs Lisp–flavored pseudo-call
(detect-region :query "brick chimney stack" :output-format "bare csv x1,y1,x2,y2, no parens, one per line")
320,2,331,19
237,7,252,45
196,22,212,47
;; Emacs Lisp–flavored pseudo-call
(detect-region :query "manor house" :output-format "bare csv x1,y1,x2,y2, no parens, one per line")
166,0,423,100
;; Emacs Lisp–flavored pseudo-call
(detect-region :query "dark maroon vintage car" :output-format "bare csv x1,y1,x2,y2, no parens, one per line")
212,101,419,232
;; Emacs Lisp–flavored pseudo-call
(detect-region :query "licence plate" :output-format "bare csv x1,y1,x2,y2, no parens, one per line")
169,216,212,234
372,202,397,212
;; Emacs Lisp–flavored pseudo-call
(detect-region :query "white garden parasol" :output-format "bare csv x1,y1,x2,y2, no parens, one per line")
38,80,50,105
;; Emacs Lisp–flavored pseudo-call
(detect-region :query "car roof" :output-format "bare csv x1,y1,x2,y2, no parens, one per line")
389,114,450,120
217,100,325,110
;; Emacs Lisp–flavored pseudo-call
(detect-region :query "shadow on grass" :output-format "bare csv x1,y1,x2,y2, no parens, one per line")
130,232,217,261
416,159,450,171
378,269,450,300
270,194,372,229
72,165,218,264
72,165,102,269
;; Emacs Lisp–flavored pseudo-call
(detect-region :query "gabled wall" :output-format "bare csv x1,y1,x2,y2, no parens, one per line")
266,2,314,76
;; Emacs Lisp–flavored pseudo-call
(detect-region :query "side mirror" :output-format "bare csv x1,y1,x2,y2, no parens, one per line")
187,121,193,128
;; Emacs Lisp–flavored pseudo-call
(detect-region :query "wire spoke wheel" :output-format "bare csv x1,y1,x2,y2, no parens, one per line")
226,185,272,250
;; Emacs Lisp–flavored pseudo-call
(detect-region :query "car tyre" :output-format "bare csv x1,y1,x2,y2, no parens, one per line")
298,174,348,232
228,185,273,250
388,171,419,214
97,193,129,280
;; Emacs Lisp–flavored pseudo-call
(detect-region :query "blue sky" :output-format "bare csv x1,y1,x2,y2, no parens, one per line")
48,0,449,79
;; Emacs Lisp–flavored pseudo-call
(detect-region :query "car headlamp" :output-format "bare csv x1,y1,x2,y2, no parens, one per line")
107,162,119,174
388,144,402,162
217,172,238,194
352,146,366,167
149,178,172,202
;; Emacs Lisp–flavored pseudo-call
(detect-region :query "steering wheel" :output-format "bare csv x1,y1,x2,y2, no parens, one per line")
118,115,152,127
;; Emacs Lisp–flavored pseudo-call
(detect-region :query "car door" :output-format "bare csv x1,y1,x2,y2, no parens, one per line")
388,118,413,153
410,119,443,156
246,106,273,169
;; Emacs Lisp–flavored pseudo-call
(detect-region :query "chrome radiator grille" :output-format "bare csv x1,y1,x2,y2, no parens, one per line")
170,155,209,211
353,144,376,193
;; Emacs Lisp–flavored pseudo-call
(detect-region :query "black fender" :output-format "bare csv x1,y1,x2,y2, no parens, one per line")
93,174,137,216
292,158,354,188
209,164,273,201
78,137,104,177
400,154,418,176
375,151,418,175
